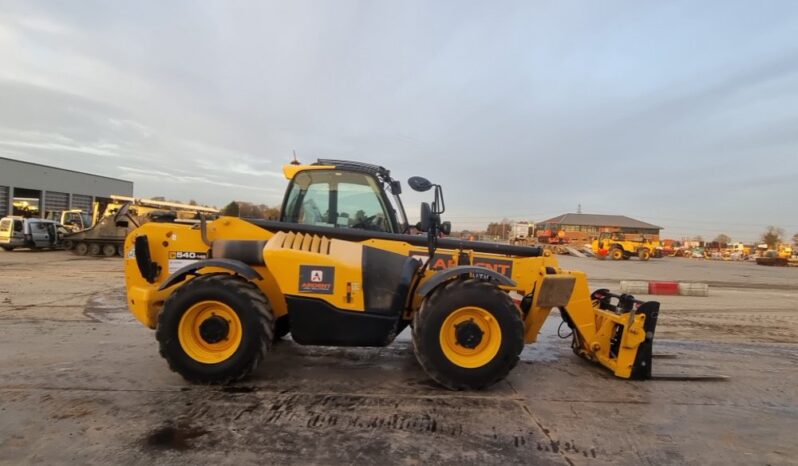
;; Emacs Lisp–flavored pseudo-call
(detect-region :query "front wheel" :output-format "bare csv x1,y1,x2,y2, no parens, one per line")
156,273,274,384
638,249,651,261
611,248,624,260
412,279,524,390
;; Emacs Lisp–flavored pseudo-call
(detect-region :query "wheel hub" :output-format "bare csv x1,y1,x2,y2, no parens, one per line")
199,315,230,344
454,318,484,349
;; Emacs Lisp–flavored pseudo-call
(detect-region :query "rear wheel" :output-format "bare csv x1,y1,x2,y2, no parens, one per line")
611,248,624,260
638,249,651,261
88,243,101,256
74,242,88,256
0,245,13,251
156,273,274,384
102,244,117,257
116,244,125,256
62,239,74,250
412,279,524,390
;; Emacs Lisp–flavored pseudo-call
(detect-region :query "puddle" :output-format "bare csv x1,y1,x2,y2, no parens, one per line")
144,423,208,450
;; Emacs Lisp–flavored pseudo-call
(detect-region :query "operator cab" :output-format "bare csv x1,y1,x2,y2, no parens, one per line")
280,160,409,233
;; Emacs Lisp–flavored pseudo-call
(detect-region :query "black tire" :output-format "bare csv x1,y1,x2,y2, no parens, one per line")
62,240,74,250
74,242,88,256
102,244,117,257
1,245,13,251
116,244,124,256
611,248,624,260
412,279,524,390
88,243,101,256
274,316,290,339
638,249,651,261
156,273,274,384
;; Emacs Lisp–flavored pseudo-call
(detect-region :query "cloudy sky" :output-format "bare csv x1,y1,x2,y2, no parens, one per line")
1,1,797,241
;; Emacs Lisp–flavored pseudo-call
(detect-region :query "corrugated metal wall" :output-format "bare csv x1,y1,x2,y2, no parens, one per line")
0,186,8,217
71,194,93,213
44,191,69,218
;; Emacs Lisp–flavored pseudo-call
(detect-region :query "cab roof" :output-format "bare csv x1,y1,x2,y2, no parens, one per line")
282,159,392,181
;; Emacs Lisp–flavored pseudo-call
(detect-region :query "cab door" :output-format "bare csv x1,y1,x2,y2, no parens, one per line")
28,221,51,247
11,219,25,245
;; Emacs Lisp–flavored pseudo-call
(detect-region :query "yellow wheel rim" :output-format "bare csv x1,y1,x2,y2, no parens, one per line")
178,300,242,364
439,306,502,369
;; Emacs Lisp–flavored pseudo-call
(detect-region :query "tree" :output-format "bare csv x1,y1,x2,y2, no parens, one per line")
761,225,784,249
222,201,240,217
713,234,731,244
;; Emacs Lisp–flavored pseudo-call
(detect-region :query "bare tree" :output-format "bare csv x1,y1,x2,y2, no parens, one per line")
713,233,731,244
761,226,784,249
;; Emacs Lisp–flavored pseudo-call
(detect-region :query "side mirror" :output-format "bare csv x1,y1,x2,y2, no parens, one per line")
440,221,451,236
389,180,402,195
408,176,433,192
417,202,431,232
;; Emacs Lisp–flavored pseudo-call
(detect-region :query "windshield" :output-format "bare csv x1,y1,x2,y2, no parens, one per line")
283,170,396,232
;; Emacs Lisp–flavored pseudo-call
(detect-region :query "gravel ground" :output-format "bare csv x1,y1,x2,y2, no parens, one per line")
0,250,796,465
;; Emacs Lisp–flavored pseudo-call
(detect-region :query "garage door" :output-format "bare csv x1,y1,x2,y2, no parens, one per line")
0,186,8,217
71,194,93,213
44,191,69,219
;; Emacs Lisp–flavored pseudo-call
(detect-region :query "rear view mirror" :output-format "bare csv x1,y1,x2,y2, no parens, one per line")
408,176,433,192
389,180,402,195
417,202,431,232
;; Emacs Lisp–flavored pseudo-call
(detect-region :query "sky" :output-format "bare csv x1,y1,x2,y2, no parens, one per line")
0,1,797,242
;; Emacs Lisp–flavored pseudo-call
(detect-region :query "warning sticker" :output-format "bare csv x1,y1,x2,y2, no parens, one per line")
299,265,335,294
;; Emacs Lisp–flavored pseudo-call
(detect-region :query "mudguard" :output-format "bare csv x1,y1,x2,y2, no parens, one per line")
417,265,516,297
157,258,262,291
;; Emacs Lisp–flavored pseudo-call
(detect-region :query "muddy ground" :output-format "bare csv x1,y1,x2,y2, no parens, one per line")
0,250,796,465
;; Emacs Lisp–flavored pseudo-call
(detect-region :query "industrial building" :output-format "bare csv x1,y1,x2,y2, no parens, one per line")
536,212,662,243
0,157,133,219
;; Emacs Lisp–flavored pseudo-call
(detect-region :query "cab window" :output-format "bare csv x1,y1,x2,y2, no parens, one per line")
283,170,394,232
0,219,9,233
13,220,23,232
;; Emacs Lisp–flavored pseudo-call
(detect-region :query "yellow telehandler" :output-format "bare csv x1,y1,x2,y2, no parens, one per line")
124,160,660,390
592,232,659,261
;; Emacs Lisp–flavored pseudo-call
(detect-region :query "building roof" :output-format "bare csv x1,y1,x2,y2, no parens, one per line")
539,213,662,230
0,157,132,184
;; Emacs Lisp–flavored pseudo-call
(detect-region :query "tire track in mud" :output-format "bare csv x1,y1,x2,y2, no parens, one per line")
137,391,568,465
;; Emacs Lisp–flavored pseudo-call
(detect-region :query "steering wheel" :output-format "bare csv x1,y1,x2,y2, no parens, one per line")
352,214,385,231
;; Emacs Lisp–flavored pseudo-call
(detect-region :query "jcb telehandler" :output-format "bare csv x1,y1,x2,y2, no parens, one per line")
125,160,660,390
592,232,659,261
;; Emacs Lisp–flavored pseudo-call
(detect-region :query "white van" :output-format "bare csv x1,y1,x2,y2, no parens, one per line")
0,216,64,251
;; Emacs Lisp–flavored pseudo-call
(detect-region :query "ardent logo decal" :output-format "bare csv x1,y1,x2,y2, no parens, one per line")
409,250,513,278
299,265,335,294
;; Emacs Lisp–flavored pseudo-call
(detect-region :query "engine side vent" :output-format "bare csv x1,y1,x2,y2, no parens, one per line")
271,231,331,255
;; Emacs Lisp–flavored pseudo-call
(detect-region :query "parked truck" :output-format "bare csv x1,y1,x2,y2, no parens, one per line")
0,217,65,251
509,221,533,245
